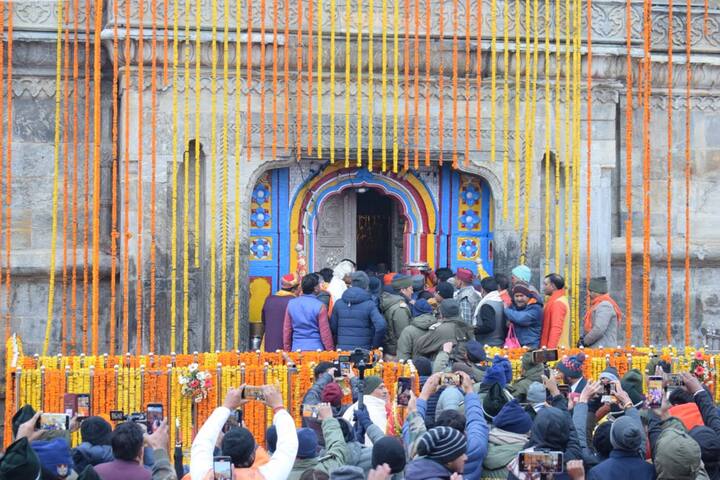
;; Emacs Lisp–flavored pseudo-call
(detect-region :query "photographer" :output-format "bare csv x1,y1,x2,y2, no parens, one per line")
190,386,298,480
288,404,348,479
301,363,360,409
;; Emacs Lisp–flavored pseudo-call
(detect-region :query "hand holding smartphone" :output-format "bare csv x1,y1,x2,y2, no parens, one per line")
146,403,164,434
213,456,233,480
396,377,413,407
647,375,664,409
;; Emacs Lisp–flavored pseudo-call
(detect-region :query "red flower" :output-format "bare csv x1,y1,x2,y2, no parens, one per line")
190,379,200,388
696,351,704,360
204,379,212,388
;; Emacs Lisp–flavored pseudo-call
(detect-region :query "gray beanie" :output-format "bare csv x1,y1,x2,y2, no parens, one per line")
526,382,547,404
439,299,461,318
329,466,365,480
610,416,644,452
350,271,370,290
412,275,425,292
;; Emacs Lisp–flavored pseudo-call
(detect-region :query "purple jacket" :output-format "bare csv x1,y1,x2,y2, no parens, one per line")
94,459,151,480
262,292,295,352
283,294,334,351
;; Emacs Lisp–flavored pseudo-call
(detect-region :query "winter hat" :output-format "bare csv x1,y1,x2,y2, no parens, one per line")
416,426,468,464
296,428,319,459
321,382,344,407
599,366,619,383
482,383,509,420
493,355,513,383
529,407,572,451
80,416,112,446
481,364,507,388
333,261,354,279
527,382,547,404
439,299,461,318
11,404,36,437
0,438,41,480
621,369,645,406
412,356,433,377
511,265,532,283
350,271,370,290
391,274,413,290
455,268,474,284
654,422,702,480
493,400,533,434
556,353,586,379
521,351,537,371
222,427,257,467
437,282,455,300
588,276,608,294
689,426,720,468
512,282,534,298
592,422,613,459
412,299,433,317
265,425,278,453
30,437,74,476
362,376,383,395
465,341,487,363
412,275,426,292
77,465,102,480
372,436,407,474
610,415,644,452
329,466,365,480
281,273,300,289
368,276,382,297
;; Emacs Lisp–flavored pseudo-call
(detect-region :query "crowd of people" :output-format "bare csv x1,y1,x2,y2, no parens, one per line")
3,351,720,480
266,260,622,358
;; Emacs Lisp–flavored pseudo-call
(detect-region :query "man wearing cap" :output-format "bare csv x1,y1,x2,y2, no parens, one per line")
581,276,622,348
504,282,544,349
380,274,414,360
405,426,469,479
432,340,488,383
556,353,588,395
413,299,475,360
262,273,300,352
396,299,438,361
287,405,348,480
330,271,387,351
454,268,480,325
342,376,390,446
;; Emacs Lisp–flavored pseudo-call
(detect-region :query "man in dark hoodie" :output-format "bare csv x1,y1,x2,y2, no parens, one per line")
405,426,468,480
397,299,438,361
330,271,387,351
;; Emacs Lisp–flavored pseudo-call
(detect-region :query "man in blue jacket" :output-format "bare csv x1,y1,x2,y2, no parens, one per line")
504,282,543,349
331,271,387,351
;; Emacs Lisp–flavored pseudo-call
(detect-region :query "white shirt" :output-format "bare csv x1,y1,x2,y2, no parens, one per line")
190,406,298,480
342,394,388,447
328,277,348,303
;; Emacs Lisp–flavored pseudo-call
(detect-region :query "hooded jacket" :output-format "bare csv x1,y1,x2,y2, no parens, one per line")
413,316,475,360
507,362,545,403
396,313,437,361
380,292,413,356
481,428,528,479
649,415,704,480
287,418,348,480
404,458,457,480
330,287,387,350
504,299,544,349
692,389,720,480
72,443,114,474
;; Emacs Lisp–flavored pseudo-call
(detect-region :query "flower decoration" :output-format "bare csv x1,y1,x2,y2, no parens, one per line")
250,238,272,259
459,209,481,230
459,239,479,258
251,207,271,228
690,351,715,392
461,184,481,206
252,183,270,205
179,363,212,403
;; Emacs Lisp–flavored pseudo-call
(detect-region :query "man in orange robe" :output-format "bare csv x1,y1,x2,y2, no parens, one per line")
541,273,570,348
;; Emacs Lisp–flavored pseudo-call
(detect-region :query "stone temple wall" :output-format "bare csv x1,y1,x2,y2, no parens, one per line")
1,0,720,354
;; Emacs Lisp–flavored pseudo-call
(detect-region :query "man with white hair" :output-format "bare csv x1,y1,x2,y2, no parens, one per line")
328,260,355,303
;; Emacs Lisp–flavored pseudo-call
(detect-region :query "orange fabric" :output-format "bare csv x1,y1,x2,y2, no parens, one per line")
669,402,705,431
383,273,396,285
542,290,569,348
499,289,512,307
583,294,623,333
190,447,271,480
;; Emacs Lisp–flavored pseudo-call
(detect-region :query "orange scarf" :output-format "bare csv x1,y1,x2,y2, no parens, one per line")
583,294,623,333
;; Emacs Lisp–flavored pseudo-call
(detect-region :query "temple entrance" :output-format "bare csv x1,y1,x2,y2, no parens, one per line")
314,187,405,272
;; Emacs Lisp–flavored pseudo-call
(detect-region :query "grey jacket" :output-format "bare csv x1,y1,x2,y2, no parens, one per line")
583,301,618,347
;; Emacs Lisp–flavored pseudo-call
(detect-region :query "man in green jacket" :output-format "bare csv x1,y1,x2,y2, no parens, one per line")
413,300,474,360
506,351,544,402
287,404,348,480
380,274,414,360
397,299,438,361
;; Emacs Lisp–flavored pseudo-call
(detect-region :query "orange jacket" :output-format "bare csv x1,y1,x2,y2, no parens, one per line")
669,402,705,431
541,290,569,348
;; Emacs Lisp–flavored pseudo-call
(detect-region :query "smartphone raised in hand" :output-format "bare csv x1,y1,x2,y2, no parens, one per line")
647,375,664,409
532,349,559,364
518,450,564,473
396,377,413,407
213,456,233,480
146,403,164,434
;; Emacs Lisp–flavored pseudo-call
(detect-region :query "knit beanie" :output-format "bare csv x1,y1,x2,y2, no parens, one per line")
368,276,382,297
296,428,319,459
493,400,533,435
526,382,547,404
556,353,586,379
363,376,383,395
512,282,534,298
482,383,509,420
493,355,513,383
439,299,461,318
412,356,433,377
11,404,36,437
599,366,619,383
437,282,455,300
416,426,468,465
80,416,113,446
621,369,645,406
588,276,608,294
412,299,433,317
350,271,370,290
455,268,474,284
372,436,407,474
222,427,257,467
610,416,644,453
0,438,41,480
391,274,413,290
412,275,426,292
465,341,487,363
511,265,532,283
481,364,507,388
521,351,537,371
30,437,74,476
321,382,344,407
